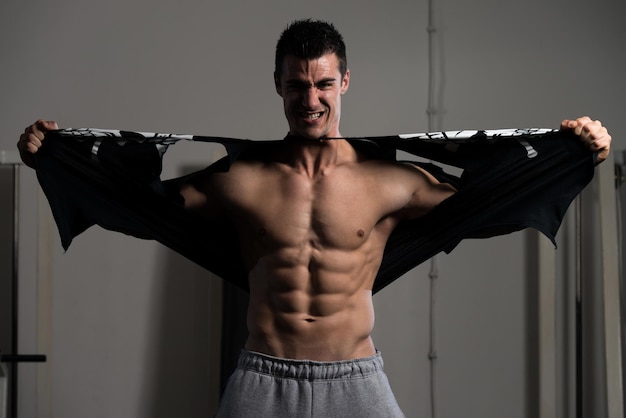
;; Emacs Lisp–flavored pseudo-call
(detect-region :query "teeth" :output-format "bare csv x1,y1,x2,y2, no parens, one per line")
307,112,322,120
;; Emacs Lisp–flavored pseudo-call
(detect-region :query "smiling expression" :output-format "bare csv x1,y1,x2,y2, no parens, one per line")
275,53,350,140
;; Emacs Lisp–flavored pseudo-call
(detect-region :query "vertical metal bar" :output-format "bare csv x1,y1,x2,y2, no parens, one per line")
538,234,556,418
597,153,624,418
617,151,626,415
428,258,438,418
0,362,7,418
36,188,54,418
575,196,582,418
426,1,440,417
11,164,19,418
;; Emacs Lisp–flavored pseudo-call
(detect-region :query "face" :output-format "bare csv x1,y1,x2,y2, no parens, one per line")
275,53,350,140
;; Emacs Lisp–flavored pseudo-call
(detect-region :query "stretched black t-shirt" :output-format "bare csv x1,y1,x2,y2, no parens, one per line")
34,128,595,293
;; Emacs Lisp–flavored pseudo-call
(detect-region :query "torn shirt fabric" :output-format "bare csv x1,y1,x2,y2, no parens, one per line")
34,128,595,294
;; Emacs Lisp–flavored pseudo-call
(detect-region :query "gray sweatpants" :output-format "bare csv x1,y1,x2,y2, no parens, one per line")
215,350,405,417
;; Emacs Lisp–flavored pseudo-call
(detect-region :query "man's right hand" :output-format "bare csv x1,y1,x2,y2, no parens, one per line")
17,120,58,169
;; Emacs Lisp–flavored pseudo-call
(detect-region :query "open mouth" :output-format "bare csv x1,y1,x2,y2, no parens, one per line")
303,111,323,121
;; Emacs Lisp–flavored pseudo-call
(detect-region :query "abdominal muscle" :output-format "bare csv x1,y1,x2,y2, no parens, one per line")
244,246,379,362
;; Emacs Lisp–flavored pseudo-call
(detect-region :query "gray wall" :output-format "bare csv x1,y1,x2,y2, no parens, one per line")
1,0,625,417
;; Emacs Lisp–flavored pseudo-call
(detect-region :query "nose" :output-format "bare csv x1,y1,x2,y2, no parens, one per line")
302,86,321,109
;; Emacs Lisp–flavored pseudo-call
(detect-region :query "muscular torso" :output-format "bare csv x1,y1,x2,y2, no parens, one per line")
181,139,454,361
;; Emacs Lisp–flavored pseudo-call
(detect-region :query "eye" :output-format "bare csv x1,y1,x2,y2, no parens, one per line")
285,84,304,93
317,81,334,90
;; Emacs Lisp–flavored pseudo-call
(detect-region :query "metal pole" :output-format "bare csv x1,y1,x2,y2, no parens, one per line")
598,152,624,418
11,164,19,418
575,196,582,418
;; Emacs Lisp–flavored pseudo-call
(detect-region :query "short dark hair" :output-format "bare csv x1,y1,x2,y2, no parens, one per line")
274,19,347,79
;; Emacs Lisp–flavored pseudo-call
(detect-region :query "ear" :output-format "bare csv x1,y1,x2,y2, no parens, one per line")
341,69,350,95
274,72,283,97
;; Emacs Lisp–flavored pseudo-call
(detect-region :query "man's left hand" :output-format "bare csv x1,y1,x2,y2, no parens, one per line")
561,116,611,164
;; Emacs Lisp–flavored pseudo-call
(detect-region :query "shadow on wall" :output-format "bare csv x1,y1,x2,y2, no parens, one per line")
142,245,223,418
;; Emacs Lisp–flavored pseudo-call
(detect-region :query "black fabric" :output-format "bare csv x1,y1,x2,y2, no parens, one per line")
34,128,595,294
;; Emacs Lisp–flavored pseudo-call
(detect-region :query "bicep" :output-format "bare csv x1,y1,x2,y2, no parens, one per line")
177,175,222,220
179,182,207,210
401,165,456,220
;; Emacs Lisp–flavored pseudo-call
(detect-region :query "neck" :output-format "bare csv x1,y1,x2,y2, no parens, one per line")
283,133,350,177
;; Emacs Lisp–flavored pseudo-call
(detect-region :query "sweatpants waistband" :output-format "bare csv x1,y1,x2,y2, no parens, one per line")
237,349,384,380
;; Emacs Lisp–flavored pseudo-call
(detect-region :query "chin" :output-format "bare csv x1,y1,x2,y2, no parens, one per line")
291,129,326,140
